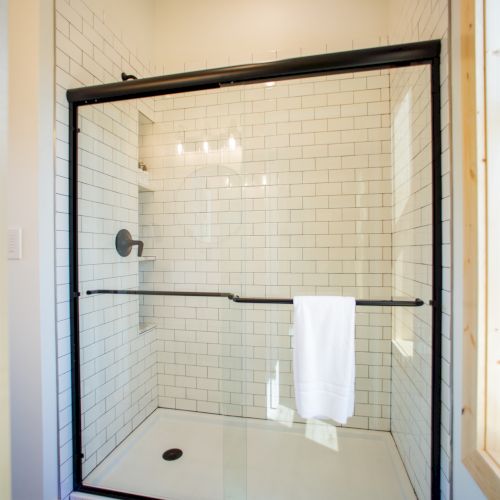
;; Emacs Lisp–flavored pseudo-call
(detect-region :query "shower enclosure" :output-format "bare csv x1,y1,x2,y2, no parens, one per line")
68,41,442,500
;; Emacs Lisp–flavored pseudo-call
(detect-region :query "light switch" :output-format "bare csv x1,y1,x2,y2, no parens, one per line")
8,227,22,260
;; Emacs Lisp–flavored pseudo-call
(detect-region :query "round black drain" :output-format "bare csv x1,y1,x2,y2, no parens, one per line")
162,448,183,461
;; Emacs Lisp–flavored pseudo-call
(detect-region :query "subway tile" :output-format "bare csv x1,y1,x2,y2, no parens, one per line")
55,7,450,489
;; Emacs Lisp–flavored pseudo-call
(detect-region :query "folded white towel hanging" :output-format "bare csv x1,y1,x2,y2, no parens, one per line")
293,296,356,424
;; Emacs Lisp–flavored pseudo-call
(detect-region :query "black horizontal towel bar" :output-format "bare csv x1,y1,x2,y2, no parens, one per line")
85,289,425,307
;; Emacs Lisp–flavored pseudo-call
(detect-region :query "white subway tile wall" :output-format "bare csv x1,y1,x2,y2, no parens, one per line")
389,1,451,498
54,1,451,499
137,72,394,430
55,0,155,496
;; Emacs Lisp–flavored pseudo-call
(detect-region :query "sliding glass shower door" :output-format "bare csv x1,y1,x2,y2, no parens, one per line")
72,47,440,500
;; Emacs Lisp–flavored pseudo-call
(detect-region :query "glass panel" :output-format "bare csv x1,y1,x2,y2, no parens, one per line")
76,64,434,500
390,64,433,500
78,101,151,484
77,98,158,491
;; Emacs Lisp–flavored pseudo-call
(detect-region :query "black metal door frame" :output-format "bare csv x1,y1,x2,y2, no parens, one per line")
67,40,442,500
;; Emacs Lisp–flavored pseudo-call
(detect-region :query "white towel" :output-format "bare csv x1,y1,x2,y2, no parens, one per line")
293,296,356,424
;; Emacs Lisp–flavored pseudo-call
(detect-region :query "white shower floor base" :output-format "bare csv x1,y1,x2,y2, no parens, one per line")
79,408,416,500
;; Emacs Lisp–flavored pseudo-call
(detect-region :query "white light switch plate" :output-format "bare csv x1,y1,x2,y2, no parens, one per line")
8,227,22,260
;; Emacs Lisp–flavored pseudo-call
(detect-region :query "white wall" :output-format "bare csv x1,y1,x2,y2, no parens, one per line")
83,0,391,74
0,0,11,498
153,0,390,72
84,0,156,68
7,0,58,499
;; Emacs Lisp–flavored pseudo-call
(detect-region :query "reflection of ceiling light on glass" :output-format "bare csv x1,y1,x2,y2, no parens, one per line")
203,141,209,153
262,175,268,185
177,143,183,155
266,81,276,87
228,136,236,151
305,419,339,451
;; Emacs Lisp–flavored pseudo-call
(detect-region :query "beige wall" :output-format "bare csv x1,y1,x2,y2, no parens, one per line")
0,0,11,498
152,0,391,72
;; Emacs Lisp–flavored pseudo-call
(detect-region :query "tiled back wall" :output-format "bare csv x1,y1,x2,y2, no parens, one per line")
139,72,394,430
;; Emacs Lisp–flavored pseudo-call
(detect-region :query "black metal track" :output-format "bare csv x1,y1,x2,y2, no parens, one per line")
67,40,440,105
430,54,443,500
68,40,442,500
74,484,164,500
68,102,83,488
85,289,425,307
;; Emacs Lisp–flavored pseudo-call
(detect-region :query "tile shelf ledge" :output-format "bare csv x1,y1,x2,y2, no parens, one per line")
138,169,154,192
138,322,157,335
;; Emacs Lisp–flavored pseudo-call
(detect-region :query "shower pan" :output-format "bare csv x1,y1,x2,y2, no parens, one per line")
68,40,442,500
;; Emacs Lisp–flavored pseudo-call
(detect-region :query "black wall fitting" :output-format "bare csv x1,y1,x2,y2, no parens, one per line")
69,41,440,105
115,229,144,257
121,72,138,81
